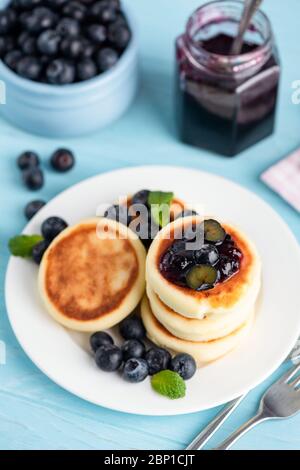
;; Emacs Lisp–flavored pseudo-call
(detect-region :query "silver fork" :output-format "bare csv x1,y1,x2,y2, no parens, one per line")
214,363,300,450
186,338,300,450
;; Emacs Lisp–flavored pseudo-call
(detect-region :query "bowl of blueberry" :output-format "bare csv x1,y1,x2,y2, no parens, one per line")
0,0,138,137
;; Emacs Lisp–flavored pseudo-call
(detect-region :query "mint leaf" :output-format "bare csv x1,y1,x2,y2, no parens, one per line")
8,234,43,258
147,191,174,227
151,370,186,399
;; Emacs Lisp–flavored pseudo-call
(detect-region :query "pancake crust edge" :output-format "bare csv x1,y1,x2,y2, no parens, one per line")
39,218,146,332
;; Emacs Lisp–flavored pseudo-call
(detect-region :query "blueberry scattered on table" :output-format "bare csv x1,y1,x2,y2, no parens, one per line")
23,167,44,190
24,199,46,220
123,358,149,383
0,0,132,84
95,344,123,372
121,339,145,361
17,150,40,170
32,239,49,264
119,314,146,341
90,331,114,353
145,347,171,375
170,353,196,380
41,216,68,241
50,148,75,172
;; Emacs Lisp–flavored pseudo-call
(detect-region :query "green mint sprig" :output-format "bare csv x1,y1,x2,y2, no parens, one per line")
151,370,186,399
8,234,43,258
147,191,174,228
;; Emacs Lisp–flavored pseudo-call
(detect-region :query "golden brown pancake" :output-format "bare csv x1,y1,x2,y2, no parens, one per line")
141,295,254,365
146,216,261,318
39,218,146,331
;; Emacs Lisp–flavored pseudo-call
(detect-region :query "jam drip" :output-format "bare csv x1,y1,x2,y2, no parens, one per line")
160,220,243,291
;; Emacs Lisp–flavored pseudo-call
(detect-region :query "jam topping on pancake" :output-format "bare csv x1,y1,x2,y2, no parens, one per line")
159,219,243,291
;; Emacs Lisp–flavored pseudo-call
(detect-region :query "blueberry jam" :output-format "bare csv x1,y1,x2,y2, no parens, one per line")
160,220,243,291
176,2,280,156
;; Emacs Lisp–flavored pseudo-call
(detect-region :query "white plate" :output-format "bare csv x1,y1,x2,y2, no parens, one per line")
5,166,300,416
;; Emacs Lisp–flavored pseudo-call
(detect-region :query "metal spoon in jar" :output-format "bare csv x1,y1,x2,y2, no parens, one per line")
230,0,263,55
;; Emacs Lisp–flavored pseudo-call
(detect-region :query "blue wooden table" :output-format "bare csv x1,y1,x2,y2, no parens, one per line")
1,0,300,450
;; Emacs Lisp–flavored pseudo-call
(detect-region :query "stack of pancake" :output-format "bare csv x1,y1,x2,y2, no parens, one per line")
142,216,261,365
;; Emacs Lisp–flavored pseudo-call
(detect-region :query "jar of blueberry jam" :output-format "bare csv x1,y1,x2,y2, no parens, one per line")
175,0,280,156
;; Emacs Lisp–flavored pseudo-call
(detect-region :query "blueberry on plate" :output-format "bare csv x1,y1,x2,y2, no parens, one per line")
17,151,40,170
24,199,46,220
170,353,196,380
32,239,49,265
97,47,118,72
145,347,171,375
104,204,131,226
119,315,146,341
121,339,145,362
77,58,97,81
17,56,42,80
123,358,149,383
37,29,61,56
131,189,150,207
90,331,114,353
95,344,123,372
50,148,75,172
23,167,44,190
46,59,75,84
41,216,68,241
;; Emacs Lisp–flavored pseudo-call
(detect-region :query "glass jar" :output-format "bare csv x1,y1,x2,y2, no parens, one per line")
175,0,280,156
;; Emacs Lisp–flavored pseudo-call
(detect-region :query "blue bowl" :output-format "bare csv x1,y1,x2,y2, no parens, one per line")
0,1,138,137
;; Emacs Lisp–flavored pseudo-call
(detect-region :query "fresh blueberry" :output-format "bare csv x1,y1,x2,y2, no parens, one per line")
17,151,40,170
108,23,131,49
121,339,145,361
86,24,106,44
63,1,87,21
119,315,146,341
45,0,68,8
0,35,15,57
17,56,42,80
22,168,44,190
32,239,49,265
21,7,57,34
145,347,171,375
24,199,46,220
19,33,37,55
170,353,197,380
60,37,83,59
131,190,150,208
77,58,97,81
50,148,75,172
89,1,119,21
194,244,219,266
17,0,42,8
41,216,68,241
90,331,114,353
95,344,123,372
97,47,118,72
46,59,75,84
79,39,95,59
104,204,131,226
37,29,61,56
4,50,23,71
0,9,16,34
56,17,80,37
123,358,149,383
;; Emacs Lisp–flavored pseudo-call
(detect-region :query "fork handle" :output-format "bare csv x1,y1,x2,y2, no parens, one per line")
186,394,246,450
214,410,270,450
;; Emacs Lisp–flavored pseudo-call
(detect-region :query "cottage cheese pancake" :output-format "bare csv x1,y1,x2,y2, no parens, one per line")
147,284,255,342
39,218,146,331
146,216,261,319
141,295,254,365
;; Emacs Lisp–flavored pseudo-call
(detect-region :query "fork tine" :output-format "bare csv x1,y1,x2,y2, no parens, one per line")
290,376,300,388
276,363,300,384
